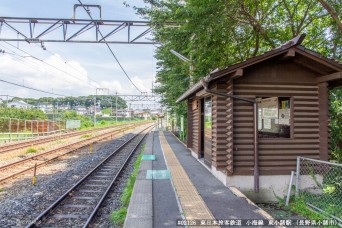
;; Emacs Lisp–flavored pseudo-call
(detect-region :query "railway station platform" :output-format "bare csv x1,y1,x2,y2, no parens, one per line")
125,130,274,227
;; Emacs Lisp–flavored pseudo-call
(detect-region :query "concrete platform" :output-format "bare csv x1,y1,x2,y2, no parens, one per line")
124,131,182,228
125,131,275,227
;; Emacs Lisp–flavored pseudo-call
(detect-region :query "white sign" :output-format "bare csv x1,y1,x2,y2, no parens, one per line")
66,120,81,129
262,97,278,119
263,118,271,129
258,108,262,130
180,116,184,132
279,109,290,125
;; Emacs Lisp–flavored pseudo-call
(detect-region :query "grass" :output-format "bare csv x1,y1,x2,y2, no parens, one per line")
110,144,145,226
274,189,340,228
26,147,38,154
79,134,92,139
288,196,324,220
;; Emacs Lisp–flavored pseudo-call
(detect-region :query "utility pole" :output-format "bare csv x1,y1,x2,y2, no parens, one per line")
93,95,96,127
115,91,118,123
110,98,112,118
94,88,109,127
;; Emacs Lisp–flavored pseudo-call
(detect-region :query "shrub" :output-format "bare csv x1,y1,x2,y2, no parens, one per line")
26,147,37,153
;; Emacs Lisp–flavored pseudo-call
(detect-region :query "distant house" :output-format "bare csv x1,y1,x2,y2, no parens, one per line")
115,109,134,118
150,109,162,116
115,109,127,117
37,103,53,113
58,104,71,111
7,100,32,109
135,110,151,120
126,109,135,118
74,106,88,115
88,106,102,115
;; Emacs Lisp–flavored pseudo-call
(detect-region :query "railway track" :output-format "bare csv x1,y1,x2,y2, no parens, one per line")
25,124,153,227
0,122,147,154
0,122,150,184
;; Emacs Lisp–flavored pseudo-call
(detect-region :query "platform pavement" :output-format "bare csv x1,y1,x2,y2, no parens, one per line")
124,130,182,228
125,130,275,228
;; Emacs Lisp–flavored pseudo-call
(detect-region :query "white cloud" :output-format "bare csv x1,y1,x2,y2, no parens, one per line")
0,52,152,98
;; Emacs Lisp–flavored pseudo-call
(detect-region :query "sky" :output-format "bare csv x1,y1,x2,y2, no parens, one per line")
0,0,157,101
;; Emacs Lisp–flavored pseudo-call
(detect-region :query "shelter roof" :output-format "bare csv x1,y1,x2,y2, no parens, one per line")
177,34,342,102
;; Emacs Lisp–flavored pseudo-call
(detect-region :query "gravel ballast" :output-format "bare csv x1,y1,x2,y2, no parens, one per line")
0,125,151,227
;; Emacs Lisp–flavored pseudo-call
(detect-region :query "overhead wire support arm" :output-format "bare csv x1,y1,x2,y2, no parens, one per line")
77,0,142,93
73,4,102,19
0,17,170,44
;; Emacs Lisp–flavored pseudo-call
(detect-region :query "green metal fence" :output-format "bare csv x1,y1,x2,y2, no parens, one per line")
295,156,342,223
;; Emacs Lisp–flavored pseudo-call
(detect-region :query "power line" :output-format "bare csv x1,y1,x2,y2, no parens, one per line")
78,0,143,93
0,78,66,97
2,40,97,89
0,45,95,89
40,44,100,84
0,46,47,74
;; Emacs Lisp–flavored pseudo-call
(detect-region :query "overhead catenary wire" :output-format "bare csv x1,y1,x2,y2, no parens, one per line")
4,37,97,85
0,78,65,97
40,44,100,85
2,40,97,89
0,45,96,90
77,0,143,93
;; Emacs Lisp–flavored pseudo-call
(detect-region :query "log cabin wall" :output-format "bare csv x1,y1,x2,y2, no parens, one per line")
187,99,193,148
226,80,234,175
188,98,200,155
233,60,321,175
211,81,229,170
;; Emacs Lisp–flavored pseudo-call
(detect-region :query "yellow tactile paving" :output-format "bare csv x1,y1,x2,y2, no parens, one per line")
159,131,219,227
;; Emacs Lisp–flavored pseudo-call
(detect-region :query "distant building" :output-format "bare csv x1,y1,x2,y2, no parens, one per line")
58,104,71,111
150,109,162,116
115,109,134,118
74,106,88,115
7,100,32,109
135,110,151,120
88,106,102,115
115,109,127,117
37,102,53,113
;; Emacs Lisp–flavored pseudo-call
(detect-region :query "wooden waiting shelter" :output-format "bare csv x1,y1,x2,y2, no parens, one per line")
176,34,342,201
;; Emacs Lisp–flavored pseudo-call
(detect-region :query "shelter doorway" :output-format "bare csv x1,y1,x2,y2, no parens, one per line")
200,99,204,158
203,96,212,167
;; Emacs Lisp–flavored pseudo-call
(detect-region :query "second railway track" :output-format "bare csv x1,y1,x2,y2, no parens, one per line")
0,122,150,184
0,122,147,154
25,124,154,227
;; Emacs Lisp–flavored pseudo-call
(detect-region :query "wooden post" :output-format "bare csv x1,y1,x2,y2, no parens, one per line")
32,163,37,185
90,143,93,153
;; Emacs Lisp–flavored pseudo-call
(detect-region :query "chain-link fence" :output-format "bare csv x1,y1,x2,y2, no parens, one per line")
295,156,342,222
0,117,66,143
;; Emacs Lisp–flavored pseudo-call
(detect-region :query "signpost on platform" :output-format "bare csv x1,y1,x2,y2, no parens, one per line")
180,115,184,141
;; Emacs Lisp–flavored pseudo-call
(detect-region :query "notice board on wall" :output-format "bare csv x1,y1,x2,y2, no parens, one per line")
261,97,278,119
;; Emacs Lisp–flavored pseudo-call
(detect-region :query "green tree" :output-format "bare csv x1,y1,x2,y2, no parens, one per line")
330,88,342,162
0,107,47,119
132,0,341,156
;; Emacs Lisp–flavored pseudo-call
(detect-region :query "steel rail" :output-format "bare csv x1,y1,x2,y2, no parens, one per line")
0,123,129,150
0,123,147,184
83,125,153,227
0,122,144,154
25,124,154,227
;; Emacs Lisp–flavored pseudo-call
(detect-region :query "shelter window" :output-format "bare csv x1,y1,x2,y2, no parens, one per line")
257,97,291,138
